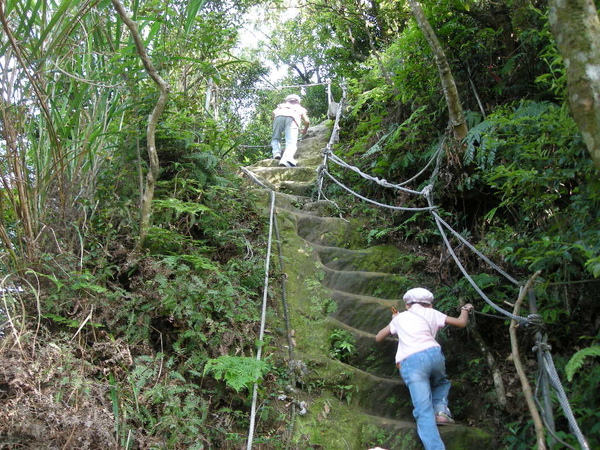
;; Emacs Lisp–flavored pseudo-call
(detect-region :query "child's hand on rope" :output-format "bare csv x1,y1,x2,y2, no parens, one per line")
460,303,475,314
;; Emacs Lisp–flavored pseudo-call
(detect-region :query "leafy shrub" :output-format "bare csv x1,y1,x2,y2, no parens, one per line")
329,328,357,363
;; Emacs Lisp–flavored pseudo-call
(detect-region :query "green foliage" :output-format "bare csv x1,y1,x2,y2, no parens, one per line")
125,355,212,448
4,0,600,446
43,313,103,330
503,420,534,450
203,355,270,392
437,273,512,318
566,345,600,382
328,328,357,363
461,100,600,282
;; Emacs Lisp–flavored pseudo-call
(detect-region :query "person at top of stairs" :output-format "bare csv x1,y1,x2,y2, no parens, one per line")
271,94,310,168
375,287,475,450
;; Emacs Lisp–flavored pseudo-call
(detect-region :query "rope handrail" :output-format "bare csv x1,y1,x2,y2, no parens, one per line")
313,100,590,448
429,208,528,324
317,119,525,321
246,190,276,450
321,169,436,212
539,345,591,449
396,142,444,187
240,76,588,448
433,212,520,286
218,81,334,92
326,152,425,196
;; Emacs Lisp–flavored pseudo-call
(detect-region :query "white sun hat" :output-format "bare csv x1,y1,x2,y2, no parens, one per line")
403,287,434,304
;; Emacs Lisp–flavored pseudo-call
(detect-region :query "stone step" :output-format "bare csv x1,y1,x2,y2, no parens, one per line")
313,243,411,274
367,414,496,449
310,327,413,419
278,180,316,197
322,266,411,298
295,215,356,247
330,290,398,334
250,155,323,168
247,165,317,183
326,316,398,376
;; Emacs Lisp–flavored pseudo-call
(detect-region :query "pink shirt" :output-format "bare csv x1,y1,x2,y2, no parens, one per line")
273,102,308,128
388,304,447,363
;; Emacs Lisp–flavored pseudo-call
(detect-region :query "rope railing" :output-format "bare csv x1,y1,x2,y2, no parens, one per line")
240,169,300,449
313,101,590,449
317,130,526,322
539,344,591,449
240,78,588,449
216,81,333,92
326,152,427,196
432,210,520,286
317,81,347,202
429,207,528,324
246,189,276,450
321,169,436,212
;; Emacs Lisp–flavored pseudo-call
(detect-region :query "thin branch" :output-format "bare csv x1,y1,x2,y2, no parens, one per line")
110,0,170,250
509,270,545,450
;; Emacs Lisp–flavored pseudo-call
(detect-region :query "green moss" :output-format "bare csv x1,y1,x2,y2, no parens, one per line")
252,190,496,449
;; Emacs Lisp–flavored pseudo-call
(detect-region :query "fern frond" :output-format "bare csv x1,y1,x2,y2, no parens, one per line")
565,345,600,381
463,119,495,166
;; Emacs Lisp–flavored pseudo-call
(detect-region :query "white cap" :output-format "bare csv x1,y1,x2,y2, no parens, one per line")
285,94,301,103
403,287,434,304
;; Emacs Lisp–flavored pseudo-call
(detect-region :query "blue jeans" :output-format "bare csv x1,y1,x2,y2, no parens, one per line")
271,116,299,164
399,346,451,450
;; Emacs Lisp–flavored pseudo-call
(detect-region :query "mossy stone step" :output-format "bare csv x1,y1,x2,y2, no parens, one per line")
300,343,412,420
322,266,412,298
247,165,317,183
330,290,397,333
326,315,398,376
278,180,316,197
367,415,497,449
294,214,361,248
314,243,413,273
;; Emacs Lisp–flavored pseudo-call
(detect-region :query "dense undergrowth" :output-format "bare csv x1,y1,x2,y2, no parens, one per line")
0,152,282,447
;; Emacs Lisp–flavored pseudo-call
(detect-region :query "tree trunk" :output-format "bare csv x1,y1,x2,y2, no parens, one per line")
406,0,468,141
111,0,170,250
548,0,600,169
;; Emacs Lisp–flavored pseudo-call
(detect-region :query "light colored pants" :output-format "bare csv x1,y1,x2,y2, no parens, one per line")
399,346,451,450
271,115,299,165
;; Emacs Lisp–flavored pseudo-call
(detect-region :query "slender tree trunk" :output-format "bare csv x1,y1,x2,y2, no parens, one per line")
548,0,600,169
509,271,546,450
111,0,170,250
406,0,468,141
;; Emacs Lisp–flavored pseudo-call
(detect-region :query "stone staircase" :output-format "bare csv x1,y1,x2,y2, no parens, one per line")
242,123,495,449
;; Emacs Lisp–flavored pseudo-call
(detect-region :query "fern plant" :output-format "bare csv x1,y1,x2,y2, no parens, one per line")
565,345,600,382
203,355,270,392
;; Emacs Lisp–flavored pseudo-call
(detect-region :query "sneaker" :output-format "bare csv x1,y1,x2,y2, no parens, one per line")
435,412,455,426
279,161,297,168
273,153,281,160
